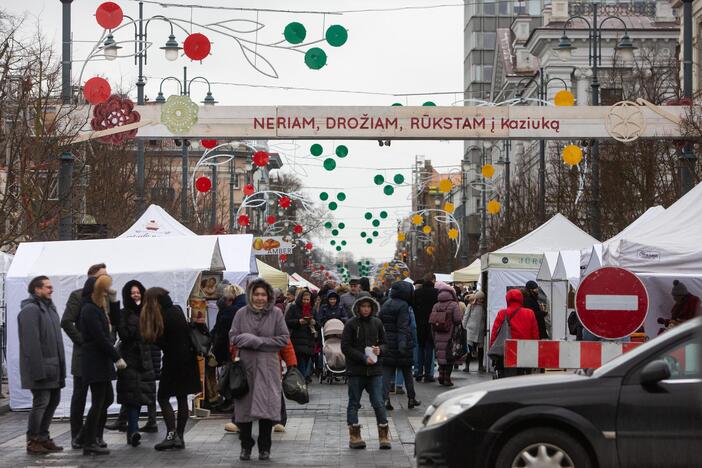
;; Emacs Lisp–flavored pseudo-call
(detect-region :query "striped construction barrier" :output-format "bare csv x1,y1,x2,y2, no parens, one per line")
504,339,643,369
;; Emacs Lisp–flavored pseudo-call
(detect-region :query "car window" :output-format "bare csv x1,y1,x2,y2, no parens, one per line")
654,337,701,380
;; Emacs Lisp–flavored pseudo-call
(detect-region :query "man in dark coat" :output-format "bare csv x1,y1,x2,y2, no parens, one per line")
61,263,106,446
412,274,438,382
18,276,66,454
378,281,421,410
524,281,548,339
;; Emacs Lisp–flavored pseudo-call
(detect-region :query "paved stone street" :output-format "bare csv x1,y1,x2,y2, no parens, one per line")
0,371,490,468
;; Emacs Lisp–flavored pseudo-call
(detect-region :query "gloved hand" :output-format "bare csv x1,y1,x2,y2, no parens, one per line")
107,288,118,303
115,358,127,370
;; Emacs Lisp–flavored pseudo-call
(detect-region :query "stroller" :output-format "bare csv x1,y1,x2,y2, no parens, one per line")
319,318,347,384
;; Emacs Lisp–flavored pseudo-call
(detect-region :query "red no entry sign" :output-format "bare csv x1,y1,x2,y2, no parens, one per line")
575,267,649,340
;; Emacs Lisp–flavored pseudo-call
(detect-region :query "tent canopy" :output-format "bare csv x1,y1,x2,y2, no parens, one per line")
255,259,289,290
435,273,453,283
494,213,599,255
452,259,480,283
290,273,319,292
118,204,196,238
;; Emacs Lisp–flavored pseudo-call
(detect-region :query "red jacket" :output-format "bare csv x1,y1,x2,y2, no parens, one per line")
490,289,539,347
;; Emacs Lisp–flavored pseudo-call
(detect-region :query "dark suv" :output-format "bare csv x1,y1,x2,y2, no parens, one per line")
415,318,701,468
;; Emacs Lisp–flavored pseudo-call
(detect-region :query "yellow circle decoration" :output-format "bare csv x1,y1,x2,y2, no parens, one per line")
487,199,501,215
422,225,432,234
554,90,575,106
411,214,423,225
444,202,455,213
448,228,459,240
481,164,495,179
426,246,435,255
562,145,583,166
398,232,406,242
438,179,453,193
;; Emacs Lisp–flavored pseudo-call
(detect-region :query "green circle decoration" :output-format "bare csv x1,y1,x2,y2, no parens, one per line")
332,229,339,236
323,158,337,171
366,238,373,244
338,222,346,229
341,240,347,246
380,211,388,219
330,240,336,246
335,145,349,158
365,260,371,265
372,219,380,227
305,47,327,70
393,174,405,184
324,221,332,229
310,143,323,156
325,25,348,47
392,103,403,106
284,22,307,44
372,231,379,237
319,192,329,201
423,101,436,106
328,201,338,210
336,246,342,251
364,212,372,220
337,192,346,201
374,175,385,185
360,232,367,238
383,185,395,196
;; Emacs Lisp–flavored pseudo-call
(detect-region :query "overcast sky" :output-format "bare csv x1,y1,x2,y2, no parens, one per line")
7,0,464,265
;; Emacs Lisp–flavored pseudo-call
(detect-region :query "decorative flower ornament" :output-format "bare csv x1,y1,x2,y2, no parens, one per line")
279,196,292,208
293,224,304,234
90,94,141,144
306,242,313,250
253,151,270,167
411,214,423,225
161,95,199,134
195,177,212,193
448,228,459,240
201,139,217,149
266,215,277,225
243,184,255,196
487,200,502,215
237,214,250,226
398,232,406,242
562,145,583,166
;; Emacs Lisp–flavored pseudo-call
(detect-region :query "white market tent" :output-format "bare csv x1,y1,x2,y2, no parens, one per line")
6,236,225,413
256,259,289,290
118,204,196,238
452,259,481,283
482,213,599,340
290,273,319,292
434,273,453,283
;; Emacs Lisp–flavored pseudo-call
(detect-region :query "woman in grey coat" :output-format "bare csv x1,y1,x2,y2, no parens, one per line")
462,291,486,373
229,278,289,462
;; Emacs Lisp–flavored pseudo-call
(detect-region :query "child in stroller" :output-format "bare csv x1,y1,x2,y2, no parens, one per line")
320,318,347,383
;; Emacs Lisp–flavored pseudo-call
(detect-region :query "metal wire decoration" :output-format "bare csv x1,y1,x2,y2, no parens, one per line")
405,208,462,258
235,190,316,230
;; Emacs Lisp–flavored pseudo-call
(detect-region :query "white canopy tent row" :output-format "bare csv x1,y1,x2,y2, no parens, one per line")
481,214,600,343
452,259,480,284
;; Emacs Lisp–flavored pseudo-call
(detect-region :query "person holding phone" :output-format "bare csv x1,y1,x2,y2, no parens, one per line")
284,288,318,382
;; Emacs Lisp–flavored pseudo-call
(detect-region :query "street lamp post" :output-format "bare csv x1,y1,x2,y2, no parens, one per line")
555,2,636,240
681,0,696,195
461,157,470,263
59,0,74,240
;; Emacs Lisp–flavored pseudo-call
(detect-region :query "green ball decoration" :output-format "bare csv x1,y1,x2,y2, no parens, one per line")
372,231,379,237
360,232,367,238
330,240,336,246
423,101,437,106
373,175,385,185
284,22,307,44
380,211,388,219
337,192,346,201
393,174,405,184
372,219,380,227
335,145,349,158
383,185,395,196
323,158,336,171
364,212,372,220
341,240,347,246
338,222,346,229
305,47,327,70
366,238,373,244
328,201,338,210
310,143,323,156
365,260,371,265
332,229,339,236
325,25,348,47
392,103,403,106
320,192,329,201
336,246,342,252
324,221,332,229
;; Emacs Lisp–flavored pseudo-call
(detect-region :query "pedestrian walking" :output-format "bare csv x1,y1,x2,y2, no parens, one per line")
339,278,363,318
489,289,539,378
115,280,156,447
284,288,317,382
317,290,347,325
61,263,106,448
429,282,464,387
229,278,290,461
79,275,125,456
412,274,438,382
18,275,66,455
341,296,391,450
140,287,200,450
462,291,487,373
378,281,421,410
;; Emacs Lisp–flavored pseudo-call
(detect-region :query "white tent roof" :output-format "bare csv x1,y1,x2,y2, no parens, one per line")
290,273,319,292
605,183,702,274
118,204,196,238
255,259,289,290
452,259,480,283
536,251,559,282
435,273,453,283
0,252,13,274
494,213,599,254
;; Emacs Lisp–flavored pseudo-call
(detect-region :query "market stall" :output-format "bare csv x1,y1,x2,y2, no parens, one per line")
290,273,319,292
255,259,289,290
452,258,480,283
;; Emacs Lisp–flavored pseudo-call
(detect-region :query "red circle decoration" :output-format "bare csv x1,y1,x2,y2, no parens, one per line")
319,265,325,271
305,242,313,250
279,196,292,209
280,254,288,262
243,184,255,196
96,2,124,29
237,214,250,226
253,151,270,167
293,224,303,234
84,77,111,105
195,176,212,193
183,33,211,61
201,139,217,149
266,215,277,225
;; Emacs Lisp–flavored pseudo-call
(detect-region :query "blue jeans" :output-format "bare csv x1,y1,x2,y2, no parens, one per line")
296,354,312,379
347,375,387,426
417,337,435,379
126,406,140,434
395,370,404,387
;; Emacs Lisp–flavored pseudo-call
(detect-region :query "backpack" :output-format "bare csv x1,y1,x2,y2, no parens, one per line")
488,307,520,360
429,307,453,333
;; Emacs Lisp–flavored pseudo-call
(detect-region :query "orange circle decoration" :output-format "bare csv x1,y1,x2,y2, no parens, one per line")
96,2,123,29
83,77,111,105
481,163,495,179
426,246,435,256
562,145,583,166
183,33,211,61
397,232,406,242
438,179,453,193
411,214,423,225
422,225,432,234
448,228,459,240
554,90,575,107
443,202,455,213
487,200,502,215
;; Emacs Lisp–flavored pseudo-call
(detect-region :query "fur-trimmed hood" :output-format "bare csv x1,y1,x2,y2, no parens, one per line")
351,295,381,318
122,279,146,312
246,277,276,311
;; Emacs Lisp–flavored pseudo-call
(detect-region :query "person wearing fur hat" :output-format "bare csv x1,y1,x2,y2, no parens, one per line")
665,280,701,327
229,278,290,461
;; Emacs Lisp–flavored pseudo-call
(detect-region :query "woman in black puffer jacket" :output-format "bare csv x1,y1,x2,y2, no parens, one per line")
284,288,318,382
116,280,156,447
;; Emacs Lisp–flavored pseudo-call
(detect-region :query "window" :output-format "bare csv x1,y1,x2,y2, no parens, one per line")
484,0,496,15
472,31,496,49
471,65,493,83
498,0,510,15
652,337,701,380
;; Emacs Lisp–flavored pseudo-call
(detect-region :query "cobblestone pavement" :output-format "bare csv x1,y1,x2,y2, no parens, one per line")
0,370,490,468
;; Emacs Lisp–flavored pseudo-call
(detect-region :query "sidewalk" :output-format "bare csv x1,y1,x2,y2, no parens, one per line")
0,370,490,467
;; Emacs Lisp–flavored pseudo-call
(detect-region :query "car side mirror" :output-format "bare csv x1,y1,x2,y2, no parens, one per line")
640,360,671,387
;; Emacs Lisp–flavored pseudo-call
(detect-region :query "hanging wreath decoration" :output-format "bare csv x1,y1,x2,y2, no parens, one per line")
160,94,199,133
90,94,141,144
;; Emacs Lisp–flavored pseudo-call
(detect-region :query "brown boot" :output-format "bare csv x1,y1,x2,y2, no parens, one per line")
378,424,391,450
41,438,64,452
348,424,366,449
26,438,50,455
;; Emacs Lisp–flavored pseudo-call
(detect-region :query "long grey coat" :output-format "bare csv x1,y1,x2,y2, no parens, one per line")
18,295,66,390
229,280,289,423
463,302,486,348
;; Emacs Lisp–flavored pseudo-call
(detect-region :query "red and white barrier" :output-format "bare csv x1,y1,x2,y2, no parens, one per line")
504,339,642,369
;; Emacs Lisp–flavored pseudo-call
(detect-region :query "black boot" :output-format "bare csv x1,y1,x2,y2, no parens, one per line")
104,419,127,432
154,431,183,451
408,398,421,409
240,447,252,461
83,443,110,456
127,432,141,447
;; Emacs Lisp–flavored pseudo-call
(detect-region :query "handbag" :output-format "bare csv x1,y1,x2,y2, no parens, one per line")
282,367,309,404
188,321,212,356
218,360,249,399
488,307,520,360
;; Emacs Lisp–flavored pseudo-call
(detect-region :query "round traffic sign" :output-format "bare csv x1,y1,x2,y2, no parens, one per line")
575,267,648,340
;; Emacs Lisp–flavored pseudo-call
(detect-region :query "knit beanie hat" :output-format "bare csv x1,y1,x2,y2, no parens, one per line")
672,280,689,296
526,280,539,290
